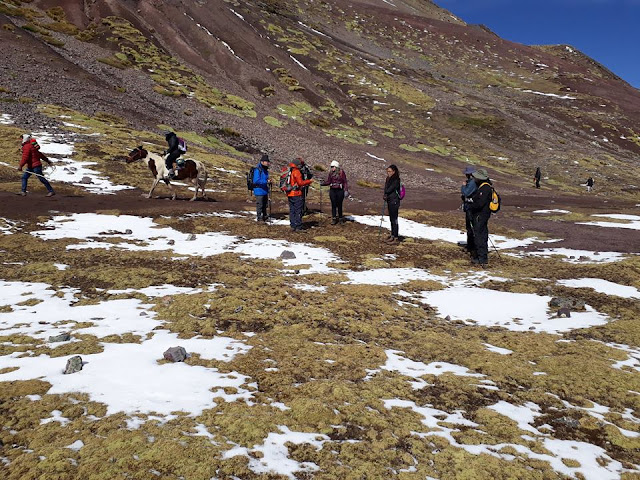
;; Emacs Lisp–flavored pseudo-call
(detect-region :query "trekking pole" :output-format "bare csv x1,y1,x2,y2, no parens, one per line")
320,185,323,214
268,182,272,224
488,235,501,259
377,200,386,238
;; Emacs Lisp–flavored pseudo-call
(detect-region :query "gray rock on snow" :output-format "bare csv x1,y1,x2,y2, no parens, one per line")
64,356,83,374
163,346,188,362
280,250,296,259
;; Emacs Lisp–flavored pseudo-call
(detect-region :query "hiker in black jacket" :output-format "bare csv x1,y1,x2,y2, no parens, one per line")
383,164,401,245
534,167,541,189
467,168,493,266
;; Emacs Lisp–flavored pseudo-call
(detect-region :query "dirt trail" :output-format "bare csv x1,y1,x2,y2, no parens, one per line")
1,185,638,254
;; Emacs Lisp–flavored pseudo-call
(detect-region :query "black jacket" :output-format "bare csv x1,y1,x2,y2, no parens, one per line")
469,181,492,215
384,175,401,201
166,132,179,154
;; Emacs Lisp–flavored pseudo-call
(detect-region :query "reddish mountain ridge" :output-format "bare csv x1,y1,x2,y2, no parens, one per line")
1,0,639,200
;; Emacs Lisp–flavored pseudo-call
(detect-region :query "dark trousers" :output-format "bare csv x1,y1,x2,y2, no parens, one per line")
329,188,344,219
472,212,490,262
256,195,268,220
165,151,180,170
388,198,400,238
22,166,53,193
288,196,304,229
465,210,475,253
535,178,540,188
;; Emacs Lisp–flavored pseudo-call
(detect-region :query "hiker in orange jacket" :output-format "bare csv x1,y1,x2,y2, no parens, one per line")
18,134,55,196
287,158,313,231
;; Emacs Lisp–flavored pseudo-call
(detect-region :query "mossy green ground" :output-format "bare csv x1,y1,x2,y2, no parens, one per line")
1,175,639,478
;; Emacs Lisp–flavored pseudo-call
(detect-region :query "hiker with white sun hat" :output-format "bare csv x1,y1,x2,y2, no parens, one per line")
321,160,349,225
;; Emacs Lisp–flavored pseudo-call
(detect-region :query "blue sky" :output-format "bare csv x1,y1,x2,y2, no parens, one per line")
435,1,640,88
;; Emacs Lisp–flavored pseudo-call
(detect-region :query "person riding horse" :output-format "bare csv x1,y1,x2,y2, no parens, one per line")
164,131,183,179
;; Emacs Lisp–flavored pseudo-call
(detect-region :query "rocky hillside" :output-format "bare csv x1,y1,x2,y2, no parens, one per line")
1,0,639,200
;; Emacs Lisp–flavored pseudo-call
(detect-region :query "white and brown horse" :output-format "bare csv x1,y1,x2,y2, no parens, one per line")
126,146,208,201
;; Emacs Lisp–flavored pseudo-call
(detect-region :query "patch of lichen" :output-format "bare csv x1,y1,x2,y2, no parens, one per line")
93,17,255,117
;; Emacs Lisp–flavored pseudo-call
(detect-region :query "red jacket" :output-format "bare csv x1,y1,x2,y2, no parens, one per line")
287,164,312,197
20,142,48,170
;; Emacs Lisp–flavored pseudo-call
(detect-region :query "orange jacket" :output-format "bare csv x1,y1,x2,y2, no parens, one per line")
286,164,312,197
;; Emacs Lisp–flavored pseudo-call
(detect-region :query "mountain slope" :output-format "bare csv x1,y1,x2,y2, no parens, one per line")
1,0,639,200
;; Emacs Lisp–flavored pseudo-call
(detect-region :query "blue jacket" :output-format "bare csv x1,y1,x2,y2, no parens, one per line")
461,178,477,211
252,164,270,196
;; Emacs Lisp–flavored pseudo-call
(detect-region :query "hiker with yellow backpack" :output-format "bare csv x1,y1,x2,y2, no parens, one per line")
465,168,500,266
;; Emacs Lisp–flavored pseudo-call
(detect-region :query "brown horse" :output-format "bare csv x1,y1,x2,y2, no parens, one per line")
126,146,208,201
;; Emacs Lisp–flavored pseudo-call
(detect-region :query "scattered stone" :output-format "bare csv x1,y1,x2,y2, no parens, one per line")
80,176,93,184
49,333,71,343
64,356,83,374
186,234,196,241
163,346,187,362
557,307,571,318
549,297,585,310
578,256,589,261
139,311,147,316
167,239,175,245
125,229,132,234
280,250,296,259
555,416,580,429
234,306,243,313
445,315,451,321
529,326,536,330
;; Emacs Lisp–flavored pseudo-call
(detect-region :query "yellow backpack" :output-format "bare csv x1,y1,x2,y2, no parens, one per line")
480,182,501,213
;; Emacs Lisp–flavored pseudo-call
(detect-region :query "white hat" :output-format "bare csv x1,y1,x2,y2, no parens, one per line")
21,134,31,144
330,160,340,168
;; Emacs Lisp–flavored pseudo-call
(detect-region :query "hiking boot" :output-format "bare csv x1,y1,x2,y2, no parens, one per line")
387,237,400,245
339,217,346,224
20,191,27,196
383,235,393,243
471,258,488,266
46,191,55,197
331,217,338,225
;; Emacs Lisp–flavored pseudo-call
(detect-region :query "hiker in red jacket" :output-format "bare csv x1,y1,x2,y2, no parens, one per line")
286,158,313,231
18,134,55,196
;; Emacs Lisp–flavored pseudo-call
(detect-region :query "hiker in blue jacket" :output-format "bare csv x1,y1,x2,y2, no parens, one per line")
461,166,477,256
253,154,271,222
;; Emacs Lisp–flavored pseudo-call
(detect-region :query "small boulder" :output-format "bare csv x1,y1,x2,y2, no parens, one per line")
167,239,175,245
557,307,571,318
280,250,296,259
549,297,585,310
49,333,71,343
125,229,133,234
163,346,187,363
186,234,196,241
64,356,83,374
80,176,93,184
234,306,243,313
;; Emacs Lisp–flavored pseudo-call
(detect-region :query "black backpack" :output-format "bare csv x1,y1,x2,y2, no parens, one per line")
246,166,257,191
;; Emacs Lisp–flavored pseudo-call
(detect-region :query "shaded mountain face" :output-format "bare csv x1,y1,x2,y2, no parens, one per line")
1,0,639,199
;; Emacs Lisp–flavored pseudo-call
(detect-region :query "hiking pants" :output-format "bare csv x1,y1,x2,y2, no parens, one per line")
288,196,304,229
165,150,180,170
22,166,53,193
329,188,345,219
535,178,540,189
465,209,475,253
472,212,490,263
256,194,268,221
388,197,400,238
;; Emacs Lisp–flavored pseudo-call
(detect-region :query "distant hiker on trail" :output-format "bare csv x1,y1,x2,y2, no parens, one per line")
460,166,477,257
383,164,402,245
18,134,55,197
585,176,594,192
466,168,493,266
252,154,271,222
286,158,313,231
321,160,349,225
163,131,184,179
534,167,541,189
299,158,314,215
